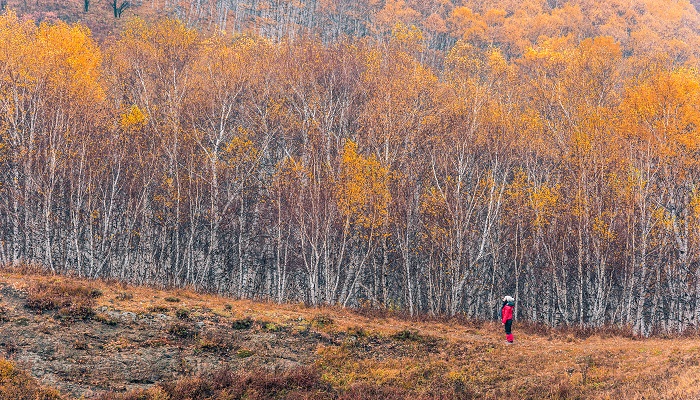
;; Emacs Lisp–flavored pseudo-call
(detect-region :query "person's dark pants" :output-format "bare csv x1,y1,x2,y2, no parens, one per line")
504,319,513,342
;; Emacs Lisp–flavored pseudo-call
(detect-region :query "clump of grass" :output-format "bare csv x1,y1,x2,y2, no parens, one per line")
232,318,253,330
93,313,119,326
392,329,421,342
164,296,180,303
340,382,409,399
236,349,254,358
168,322,195,338
25,281,99,321
115,292,133,301
175,308,190,320
261,321,285,332
147,305,169,313
312,314,334,328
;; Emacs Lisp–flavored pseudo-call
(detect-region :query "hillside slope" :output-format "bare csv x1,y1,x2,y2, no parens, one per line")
0,271,700,399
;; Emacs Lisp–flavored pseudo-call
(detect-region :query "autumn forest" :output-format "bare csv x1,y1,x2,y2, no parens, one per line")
2,0,700,336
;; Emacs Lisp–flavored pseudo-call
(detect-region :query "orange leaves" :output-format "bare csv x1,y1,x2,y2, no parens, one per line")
0,11,35,84
622,67,700,158
221,131,259,171
375,0,421,31
449,6,487,43
122,17,198,66
529,183,560,228
0,11,104,108
390,22,425,54
36,21,104,103
337,140,390,230
419,186,449,241
120,105,147,132
505,169,560,229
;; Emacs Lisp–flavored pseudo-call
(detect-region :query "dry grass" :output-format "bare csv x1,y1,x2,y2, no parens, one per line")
97,366,332,400
25,279,101,321
0,358,62,399
3,271,700,399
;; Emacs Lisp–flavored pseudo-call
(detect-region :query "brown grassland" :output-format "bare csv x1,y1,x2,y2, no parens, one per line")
1,267,700,399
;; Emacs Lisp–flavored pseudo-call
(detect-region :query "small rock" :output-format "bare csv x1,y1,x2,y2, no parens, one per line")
121,312,136,322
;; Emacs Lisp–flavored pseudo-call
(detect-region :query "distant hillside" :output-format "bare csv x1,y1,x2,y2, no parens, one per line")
3,0,700,59
1,271,700,398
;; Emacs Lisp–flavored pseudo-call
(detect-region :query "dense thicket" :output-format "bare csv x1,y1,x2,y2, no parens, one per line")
3,1,700,335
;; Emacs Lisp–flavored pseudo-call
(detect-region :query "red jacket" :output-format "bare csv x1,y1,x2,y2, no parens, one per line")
501,304,513,323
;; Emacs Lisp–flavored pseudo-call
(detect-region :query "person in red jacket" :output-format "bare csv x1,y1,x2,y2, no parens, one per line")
501,296,515,343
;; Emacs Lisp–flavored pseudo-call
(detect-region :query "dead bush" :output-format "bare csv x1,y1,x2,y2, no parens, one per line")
147,305,170,313
168,322,195,339
197,331,234,353
25,281,100,321
231,317,253,330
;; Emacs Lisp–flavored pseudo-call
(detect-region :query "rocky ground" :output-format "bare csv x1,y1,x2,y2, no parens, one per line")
3,272,700,399
0,273,446,399
0,275,334,398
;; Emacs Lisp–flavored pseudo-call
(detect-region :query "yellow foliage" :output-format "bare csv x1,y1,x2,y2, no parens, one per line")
622,67,700,158
391,22,424,53
652,206,675,231
0,358,61,399
420,186,449,240
529,183,560,228
592,215,615,241
120,104,147,131
222,129,259,169
36,20,104,103
337,140,390,230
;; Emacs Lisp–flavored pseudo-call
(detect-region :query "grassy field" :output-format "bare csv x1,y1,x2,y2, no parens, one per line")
1,270,699,399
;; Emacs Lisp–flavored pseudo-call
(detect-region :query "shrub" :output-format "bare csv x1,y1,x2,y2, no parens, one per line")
168,322,195,338
347,326,367,338
236,349,254,358
96,387,168,400
147,305,169,313
0,357,62,400
175,308,190,320
197,331,234,353
164,297,180,303
115,292,133,301
25,281,99,321
392,329,421,342
232,318,253,330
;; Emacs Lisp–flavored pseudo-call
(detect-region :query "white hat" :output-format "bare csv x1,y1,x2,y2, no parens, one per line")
503,296,514,302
